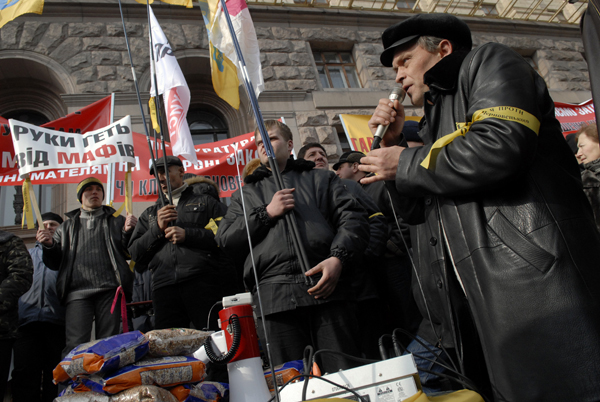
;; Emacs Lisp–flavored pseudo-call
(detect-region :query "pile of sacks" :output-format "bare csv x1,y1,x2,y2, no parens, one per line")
53,329,229,402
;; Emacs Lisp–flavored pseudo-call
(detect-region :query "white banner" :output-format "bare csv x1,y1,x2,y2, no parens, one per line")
9,115,135,178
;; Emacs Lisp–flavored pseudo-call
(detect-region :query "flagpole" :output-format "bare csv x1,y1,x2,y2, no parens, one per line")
147,2,174,205
218,0,313,288
116,0,165,208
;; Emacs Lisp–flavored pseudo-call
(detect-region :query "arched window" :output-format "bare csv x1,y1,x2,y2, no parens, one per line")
187,109,229,145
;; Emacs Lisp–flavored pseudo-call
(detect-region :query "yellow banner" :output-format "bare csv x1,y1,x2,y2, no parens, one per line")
209,43,240,110
339,114,421,154
160,0,193,7
421,106,540,170
148,97,161,134
0,0,44,29
21,178,42,229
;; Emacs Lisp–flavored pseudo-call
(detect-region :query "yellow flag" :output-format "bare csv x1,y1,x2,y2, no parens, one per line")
209,43,240,109
133,0,153,4
199,0,241,109
0,0,44,29
148,97,161,133
160,0,193,7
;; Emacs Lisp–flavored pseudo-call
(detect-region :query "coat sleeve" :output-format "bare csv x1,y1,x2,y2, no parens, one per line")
216,188,275,254
42,223,64,271
396,44,546,197
182,196,224,249
344,180,387,258
0,236,33,316
128,208,165,273
326,174,370,265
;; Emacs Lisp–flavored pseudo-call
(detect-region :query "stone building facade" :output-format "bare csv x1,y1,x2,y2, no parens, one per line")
0,0,592,229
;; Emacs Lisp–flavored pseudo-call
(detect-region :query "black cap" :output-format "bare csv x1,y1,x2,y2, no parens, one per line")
403,120,422,143
380,13,472,67
76,177,105,203
150,156,184,176
333,151,366,171
41,212,63,225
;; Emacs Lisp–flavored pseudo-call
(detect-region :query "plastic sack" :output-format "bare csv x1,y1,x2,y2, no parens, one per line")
145,328,212,357
170,381,229,402
80,356,207,395
264,360,304,391
54,331,149,384
110,385,179,402
52,391,110,402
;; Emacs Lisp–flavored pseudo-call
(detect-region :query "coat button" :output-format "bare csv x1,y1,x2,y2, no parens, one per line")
429,237,437,246
437,280,443,289
425,198,432,206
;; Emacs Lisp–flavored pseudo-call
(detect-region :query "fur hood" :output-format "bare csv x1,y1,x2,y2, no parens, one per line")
244,157,315,184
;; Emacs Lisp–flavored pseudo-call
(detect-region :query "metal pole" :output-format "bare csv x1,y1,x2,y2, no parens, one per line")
116,0,164,208
218,0,313,285
147,2,174,205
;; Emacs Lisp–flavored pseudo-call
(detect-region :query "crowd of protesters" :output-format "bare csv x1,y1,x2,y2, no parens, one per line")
1,12,600,402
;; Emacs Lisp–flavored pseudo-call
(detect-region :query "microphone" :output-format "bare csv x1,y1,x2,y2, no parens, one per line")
371,86,406,150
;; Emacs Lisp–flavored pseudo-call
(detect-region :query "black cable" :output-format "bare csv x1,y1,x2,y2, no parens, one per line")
203,300,222,331
392,328,453,371
378,334,393,360
385,188,460,374
204,314,241,365
268,374,367,402
301,346,314,401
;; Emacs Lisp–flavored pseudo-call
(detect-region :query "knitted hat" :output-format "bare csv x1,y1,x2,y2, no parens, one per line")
76,177,105,203
41,212,63,225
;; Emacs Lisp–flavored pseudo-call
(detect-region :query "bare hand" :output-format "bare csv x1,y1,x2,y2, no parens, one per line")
306,256,342,299
358,146,405,184
368,98,406,147
36,229,53,247
266,188,295,219
157,205,177,231
164,226,186,244
124,213,138,232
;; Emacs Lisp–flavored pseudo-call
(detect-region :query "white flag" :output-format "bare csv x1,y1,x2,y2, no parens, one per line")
149,6,198,164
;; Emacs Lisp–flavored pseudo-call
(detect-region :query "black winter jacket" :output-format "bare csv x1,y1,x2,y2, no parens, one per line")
128,184,227,291
43,206,133,302
216,158,369,316
0,231,33,339
393,43,600,401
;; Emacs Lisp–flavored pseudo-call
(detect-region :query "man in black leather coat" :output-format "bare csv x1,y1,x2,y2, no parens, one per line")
217,120,369,373
360,13,600,402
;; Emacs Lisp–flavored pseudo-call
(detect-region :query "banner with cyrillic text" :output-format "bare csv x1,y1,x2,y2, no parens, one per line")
554,99,596,135
9,116,135,178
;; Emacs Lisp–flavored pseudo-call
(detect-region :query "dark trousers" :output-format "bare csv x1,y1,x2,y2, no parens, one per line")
257,301,361,374
153,276,222,331
63,289,121,357
0,338,14,400
12,322,65,402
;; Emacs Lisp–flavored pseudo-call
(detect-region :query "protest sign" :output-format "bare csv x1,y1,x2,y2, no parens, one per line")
554,99,596,135
9,116,135,178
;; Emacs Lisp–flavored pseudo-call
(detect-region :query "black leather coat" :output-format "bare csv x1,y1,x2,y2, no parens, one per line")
128,184,227,291
394,43,600,401
216,158,369,316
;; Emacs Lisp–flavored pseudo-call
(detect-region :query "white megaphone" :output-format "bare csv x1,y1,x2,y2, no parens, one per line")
194,293,272,402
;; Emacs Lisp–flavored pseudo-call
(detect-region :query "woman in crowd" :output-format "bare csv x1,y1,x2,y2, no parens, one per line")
576,123,600,231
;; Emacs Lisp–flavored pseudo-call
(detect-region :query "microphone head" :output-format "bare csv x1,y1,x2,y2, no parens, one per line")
389,86,405,102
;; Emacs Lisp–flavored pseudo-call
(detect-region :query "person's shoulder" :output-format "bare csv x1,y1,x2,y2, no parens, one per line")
0,230,15,245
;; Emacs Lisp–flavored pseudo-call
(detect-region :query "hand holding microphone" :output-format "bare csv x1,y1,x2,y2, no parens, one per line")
369,86,406,150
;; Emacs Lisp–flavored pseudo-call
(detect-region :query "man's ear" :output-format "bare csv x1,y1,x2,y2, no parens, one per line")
178,166,185,177
287,140,294,153
352,162,360,174
439,39,454,59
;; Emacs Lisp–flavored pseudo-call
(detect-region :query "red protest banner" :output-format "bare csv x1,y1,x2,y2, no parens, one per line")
554,99,596,136
0,95,113,182
111,132,257,202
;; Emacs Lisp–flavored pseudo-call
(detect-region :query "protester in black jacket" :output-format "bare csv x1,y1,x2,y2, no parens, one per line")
361,13,600,401
129,156,227,330
40,177,136,356
216,121,369,373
